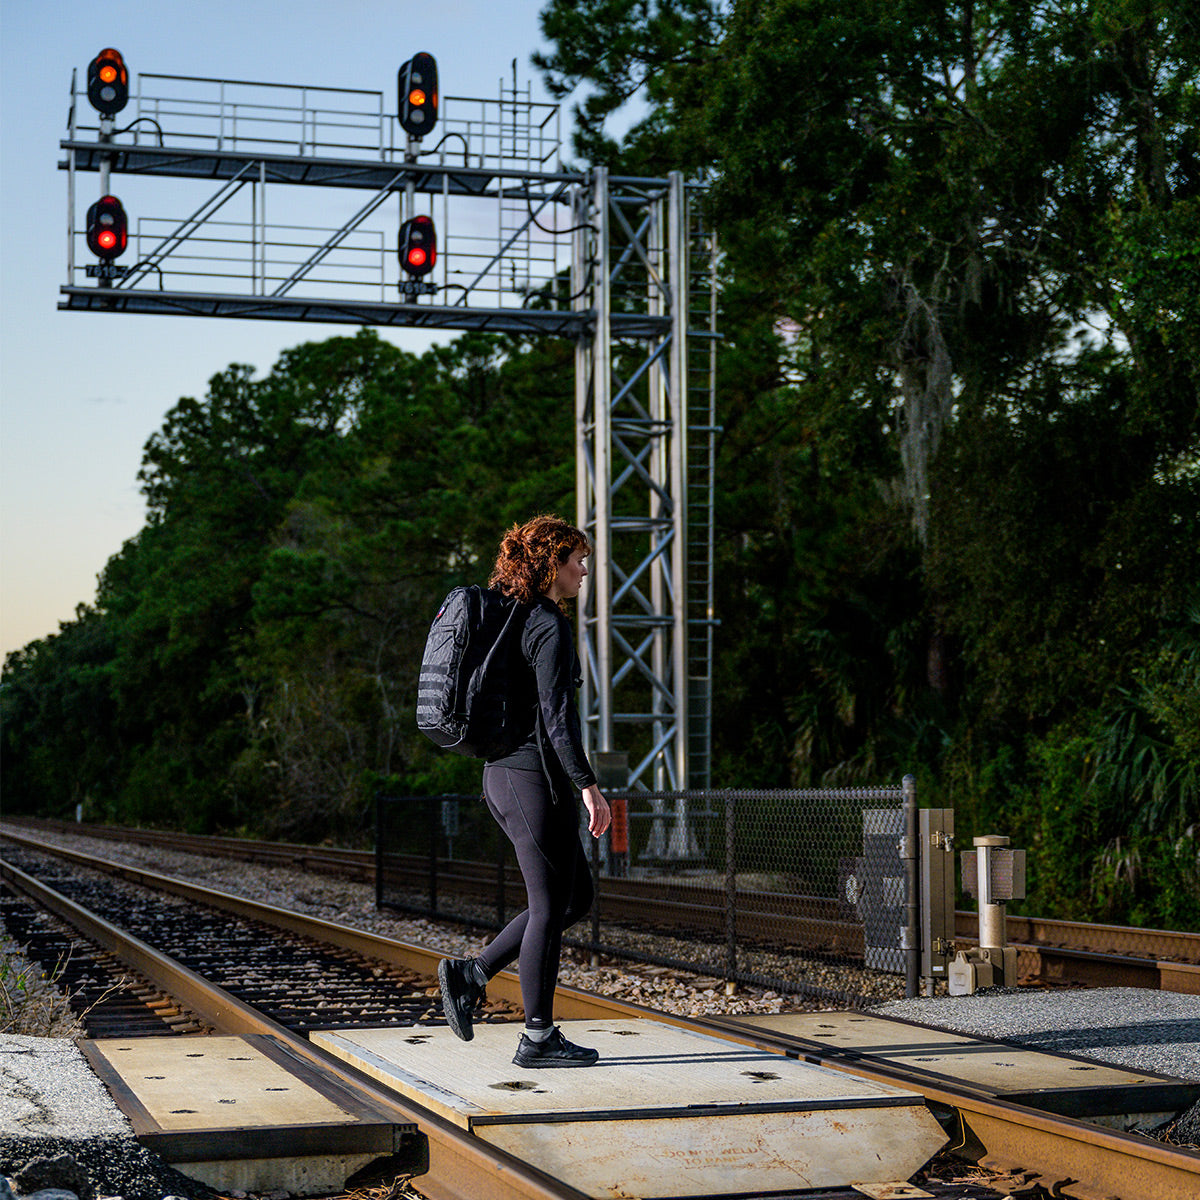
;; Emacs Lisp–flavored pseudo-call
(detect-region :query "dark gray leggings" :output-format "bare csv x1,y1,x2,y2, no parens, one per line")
475,763,593,1027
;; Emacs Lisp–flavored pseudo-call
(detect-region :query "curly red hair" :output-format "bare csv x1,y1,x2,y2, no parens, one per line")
489,515,592,605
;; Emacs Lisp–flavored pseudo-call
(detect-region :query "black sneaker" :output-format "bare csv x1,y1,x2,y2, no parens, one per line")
512,1026,599,1068
438,957,485,1042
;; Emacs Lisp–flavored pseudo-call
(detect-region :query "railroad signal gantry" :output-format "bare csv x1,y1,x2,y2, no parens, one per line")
59,49,718,815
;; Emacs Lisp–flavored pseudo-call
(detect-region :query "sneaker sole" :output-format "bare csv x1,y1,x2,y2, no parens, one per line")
512,1053,599,1068
438,959,475,1042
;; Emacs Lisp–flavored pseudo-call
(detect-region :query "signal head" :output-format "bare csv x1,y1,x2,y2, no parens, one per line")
398,53,438,139
86,195,129,260
87,48,129,117
399,214,437,277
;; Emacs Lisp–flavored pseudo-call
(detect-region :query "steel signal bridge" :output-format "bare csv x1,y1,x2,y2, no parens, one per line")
61,60,718,814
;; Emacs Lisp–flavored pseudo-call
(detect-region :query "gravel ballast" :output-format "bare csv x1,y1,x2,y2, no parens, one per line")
875,987,1200,1081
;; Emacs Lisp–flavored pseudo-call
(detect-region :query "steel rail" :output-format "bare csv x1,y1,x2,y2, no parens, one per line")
0,853,588,1200
9,819,1197,989
4,829,1198,1200
0,829,620,1024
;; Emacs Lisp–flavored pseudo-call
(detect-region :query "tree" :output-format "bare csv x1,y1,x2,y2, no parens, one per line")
539,0,1198,725
2,328,581,834
535,0,727,168
230,330,579,837
0,608,117,816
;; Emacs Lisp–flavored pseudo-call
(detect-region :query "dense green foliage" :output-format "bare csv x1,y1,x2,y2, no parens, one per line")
3,0,1197,928
535,0,1200,925
2,332,577,840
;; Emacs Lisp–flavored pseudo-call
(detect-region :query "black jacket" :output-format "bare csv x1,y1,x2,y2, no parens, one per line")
487,595,597,793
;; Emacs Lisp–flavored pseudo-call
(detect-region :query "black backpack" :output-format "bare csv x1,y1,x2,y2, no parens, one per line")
416,585,528,758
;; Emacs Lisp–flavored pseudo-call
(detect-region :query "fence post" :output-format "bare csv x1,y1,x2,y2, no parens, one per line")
724,791,737,995
374,791,383,910
902,774,919,998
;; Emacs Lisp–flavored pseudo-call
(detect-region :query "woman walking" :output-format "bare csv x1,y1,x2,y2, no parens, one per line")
438,515,611,1067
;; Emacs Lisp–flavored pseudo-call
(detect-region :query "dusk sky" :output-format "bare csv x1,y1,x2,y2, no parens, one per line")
1,0,586,657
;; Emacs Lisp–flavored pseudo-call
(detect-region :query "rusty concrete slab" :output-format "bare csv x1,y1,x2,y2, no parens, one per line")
80,1035,403,1196
313,1019,948,1198
722,1011,1170,1092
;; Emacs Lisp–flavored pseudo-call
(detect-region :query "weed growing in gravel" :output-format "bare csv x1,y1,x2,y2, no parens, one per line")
0,938,86,1037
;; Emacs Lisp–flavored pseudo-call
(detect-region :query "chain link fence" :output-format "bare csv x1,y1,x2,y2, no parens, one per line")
377,780,919,1007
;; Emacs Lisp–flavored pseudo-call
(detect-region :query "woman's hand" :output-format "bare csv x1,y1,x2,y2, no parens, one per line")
582,784,611,837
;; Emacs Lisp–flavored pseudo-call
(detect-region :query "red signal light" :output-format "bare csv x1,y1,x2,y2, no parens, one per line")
86,195,128,260
398,214,436,278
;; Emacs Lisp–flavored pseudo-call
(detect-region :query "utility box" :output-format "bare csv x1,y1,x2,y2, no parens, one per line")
948,945,1012,994
961,841,1026,908
919,808,955,994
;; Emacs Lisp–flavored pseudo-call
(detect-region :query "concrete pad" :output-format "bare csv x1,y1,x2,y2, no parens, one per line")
724,1011,1160,1092
314,1019,948,1198
481,1106,941,1198
723,1009,1200,1131
82,1035,357,1132
876,988,1200,1081
314,1019,918,1125
79,1036,409,1197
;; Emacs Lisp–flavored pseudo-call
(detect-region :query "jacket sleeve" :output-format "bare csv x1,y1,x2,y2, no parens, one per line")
525,607,597,790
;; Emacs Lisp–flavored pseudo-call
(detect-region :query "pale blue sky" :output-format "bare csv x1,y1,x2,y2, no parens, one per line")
0,0,587,657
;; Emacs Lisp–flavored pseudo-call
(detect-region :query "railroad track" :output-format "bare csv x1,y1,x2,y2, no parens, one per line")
8,816,1198,992
2,828,1197,1200
0,837,580,1200
0,883,212,1036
